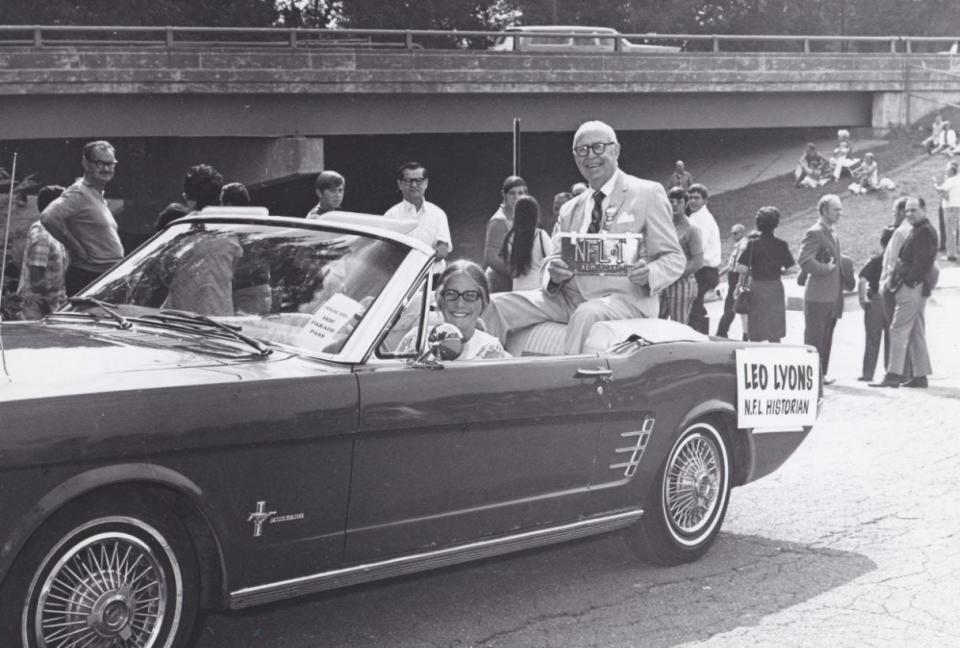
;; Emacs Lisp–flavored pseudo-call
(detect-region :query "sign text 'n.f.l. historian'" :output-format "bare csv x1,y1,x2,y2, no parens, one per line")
736,347,820,428
559,233,644,276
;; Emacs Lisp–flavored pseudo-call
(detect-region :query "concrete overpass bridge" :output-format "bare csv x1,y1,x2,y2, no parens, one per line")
1,26,958,248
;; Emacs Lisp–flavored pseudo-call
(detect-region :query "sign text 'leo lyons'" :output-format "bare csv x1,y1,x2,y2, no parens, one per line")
736,348,819,428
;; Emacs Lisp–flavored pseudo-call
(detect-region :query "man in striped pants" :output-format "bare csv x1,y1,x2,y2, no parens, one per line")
661,186,704,324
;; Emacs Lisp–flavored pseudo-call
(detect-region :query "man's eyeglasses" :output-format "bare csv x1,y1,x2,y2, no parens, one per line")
401,177,426,186
439,288,482,303
572,142,616,157
87,159,118,169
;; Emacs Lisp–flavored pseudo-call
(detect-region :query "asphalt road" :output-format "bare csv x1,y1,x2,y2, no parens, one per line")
195,270,960,648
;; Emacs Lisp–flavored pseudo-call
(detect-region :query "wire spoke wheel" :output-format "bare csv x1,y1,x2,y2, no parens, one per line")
35,532,167,648
664,433,722,536
626,420,731,565
35,531,166,647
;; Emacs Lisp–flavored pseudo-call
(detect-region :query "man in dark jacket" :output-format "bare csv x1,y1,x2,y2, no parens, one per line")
872,196,938,388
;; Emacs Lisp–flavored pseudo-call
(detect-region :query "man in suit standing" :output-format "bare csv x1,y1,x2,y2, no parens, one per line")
484,120,685,354
872,196,937,388
799,194,854,384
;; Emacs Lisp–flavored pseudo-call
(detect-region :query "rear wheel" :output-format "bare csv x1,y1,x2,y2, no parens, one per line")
626,419,731,565
0,497,199,648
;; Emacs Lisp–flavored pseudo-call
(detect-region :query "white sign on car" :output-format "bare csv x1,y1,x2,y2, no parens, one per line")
736,347,819,428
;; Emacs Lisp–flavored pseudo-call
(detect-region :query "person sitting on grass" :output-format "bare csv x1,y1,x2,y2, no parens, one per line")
850,152,880,194
930,121,958,156
830,129,861,182
794,143,830,188
922,113,945,153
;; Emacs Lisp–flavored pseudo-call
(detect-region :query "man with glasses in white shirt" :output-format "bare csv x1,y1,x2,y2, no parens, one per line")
41,140,123,296
483,120,684,354
384,162,451,282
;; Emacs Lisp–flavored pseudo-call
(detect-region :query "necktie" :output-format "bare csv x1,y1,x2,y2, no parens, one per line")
588,190,605,233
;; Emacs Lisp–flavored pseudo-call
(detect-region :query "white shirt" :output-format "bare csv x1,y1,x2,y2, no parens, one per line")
384,199,452,275
688,205,722,267
938,174,960,208
880,220,912,291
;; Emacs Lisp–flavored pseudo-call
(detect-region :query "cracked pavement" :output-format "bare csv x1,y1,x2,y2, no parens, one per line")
195,274,960,648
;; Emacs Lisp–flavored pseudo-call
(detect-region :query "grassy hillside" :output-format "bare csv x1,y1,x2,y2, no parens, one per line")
710,127,952,274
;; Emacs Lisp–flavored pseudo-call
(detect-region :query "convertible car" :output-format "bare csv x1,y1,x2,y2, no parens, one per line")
0,208,818,646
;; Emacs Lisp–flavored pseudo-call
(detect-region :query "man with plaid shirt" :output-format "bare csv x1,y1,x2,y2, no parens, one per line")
17,185,68,319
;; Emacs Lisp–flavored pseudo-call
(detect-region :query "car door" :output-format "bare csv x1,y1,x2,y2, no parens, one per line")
346,354,613,563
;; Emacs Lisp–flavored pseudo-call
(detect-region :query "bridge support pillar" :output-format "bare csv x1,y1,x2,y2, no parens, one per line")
873,90,960,132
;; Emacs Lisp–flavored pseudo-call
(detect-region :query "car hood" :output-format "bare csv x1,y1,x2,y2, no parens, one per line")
0,321,288,399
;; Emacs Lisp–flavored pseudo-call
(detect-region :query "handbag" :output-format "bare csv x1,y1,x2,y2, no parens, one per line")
734,240,753,315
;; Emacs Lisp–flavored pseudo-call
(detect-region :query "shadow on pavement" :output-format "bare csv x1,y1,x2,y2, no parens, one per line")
196,531,875,648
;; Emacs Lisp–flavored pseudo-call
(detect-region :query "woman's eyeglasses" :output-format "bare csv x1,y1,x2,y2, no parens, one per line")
439,289,482,303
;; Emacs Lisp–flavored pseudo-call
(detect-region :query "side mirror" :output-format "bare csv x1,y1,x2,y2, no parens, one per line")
428,323,464,361
413,323,463,368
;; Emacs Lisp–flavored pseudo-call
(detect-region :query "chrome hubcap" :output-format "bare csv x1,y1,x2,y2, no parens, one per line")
35,532,166,647
665,434,721,534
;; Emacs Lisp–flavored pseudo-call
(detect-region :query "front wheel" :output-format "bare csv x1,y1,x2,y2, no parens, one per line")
626,420,731,565
0,498,199,648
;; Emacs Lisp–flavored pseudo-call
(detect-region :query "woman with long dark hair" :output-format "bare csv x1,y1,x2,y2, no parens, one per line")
483,175,527,292
500,195,553,291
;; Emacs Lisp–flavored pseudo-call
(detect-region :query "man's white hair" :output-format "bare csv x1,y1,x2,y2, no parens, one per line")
817,193,841,215
573,120,618,144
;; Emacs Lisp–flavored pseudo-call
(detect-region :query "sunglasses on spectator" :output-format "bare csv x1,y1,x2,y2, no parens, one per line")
401,177,426,186
439,289,482,303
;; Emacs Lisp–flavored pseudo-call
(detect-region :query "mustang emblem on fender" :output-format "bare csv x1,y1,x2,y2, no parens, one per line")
248,501,277,538
248,501,306,537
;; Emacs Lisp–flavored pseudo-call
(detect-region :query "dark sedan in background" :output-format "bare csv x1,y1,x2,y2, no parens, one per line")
0,208,818,647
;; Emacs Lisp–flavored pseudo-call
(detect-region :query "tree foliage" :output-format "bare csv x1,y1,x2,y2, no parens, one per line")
0,0,278,27
1,0,958,41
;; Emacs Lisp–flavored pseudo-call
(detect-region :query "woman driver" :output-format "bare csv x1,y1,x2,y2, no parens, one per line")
399,259,510,360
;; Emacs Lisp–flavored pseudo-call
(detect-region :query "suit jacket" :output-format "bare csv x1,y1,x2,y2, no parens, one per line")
897,219,938,296
549,170,685,303
798,220,846,316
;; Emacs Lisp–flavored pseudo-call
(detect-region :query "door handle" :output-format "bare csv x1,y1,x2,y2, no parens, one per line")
575,367,613,382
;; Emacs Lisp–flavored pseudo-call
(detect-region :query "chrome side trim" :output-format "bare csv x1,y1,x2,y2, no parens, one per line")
610,416,655,477
228,508,643,610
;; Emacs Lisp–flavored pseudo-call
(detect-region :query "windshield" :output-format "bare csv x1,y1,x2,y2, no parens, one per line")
71,219,412,354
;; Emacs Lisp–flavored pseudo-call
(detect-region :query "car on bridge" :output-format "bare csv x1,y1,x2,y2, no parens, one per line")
0,208,814,646
490,25,681,53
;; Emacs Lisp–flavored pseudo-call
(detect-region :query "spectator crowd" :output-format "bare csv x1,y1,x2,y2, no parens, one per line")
0,123,948,388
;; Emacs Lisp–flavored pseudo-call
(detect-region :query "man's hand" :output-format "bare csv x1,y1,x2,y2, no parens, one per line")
628,259,650,286
434,241,450,259
546,259,573,285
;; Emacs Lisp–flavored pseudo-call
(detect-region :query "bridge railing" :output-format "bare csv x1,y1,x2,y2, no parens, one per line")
0,25,956,54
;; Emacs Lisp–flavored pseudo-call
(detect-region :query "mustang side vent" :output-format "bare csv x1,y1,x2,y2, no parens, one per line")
610,416,655,478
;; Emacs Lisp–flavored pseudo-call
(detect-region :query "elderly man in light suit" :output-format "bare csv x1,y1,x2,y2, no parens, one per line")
799,194,854,384
483,120,685,354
